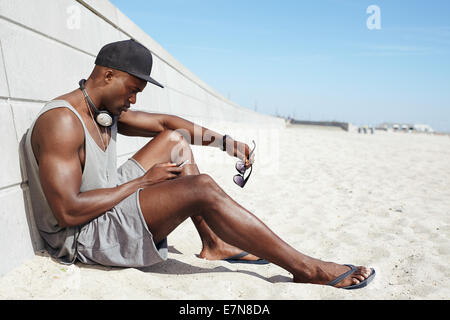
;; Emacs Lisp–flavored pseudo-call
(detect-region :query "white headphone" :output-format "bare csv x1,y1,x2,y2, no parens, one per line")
79,79,114,127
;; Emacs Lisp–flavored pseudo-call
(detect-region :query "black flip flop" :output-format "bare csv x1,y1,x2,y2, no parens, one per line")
327,264,376,289
222,251,270,265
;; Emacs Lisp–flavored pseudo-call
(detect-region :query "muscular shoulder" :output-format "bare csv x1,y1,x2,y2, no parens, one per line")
33,107,85,153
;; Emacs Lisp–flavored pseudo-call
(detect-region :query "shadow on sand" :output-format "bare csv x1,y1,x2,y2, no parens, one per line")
35,246,292,284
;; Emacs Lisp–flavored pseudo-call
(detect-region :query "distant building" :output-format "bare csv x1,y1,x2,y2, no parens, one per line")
376,122,434,133
288,119,350,131
412,124,434,133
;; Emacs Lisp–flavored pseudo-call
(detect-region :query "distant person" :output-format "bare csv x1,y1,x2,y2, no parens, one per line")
23,39,375,289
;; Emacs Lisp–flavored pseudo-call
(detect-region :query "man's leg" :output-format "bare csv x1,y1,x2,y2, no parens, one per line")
132,130,373,287
132,129,260,261
137,172,372,287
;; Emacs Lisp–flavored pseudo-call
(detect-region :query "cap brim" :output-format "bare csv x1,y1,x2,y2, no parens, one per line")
129,72,164,88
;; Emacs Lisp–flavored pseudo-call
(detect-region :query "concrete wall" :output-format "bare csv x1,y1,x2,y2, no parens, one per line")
0,0,284,276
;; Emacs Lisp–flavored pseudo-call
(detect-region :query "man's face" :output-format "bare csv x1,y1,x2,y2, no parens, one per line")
103,70,147,116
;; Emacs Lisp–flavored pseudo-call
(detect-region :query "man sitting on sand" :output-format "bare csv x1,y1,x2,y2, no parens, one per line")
24,39,375,289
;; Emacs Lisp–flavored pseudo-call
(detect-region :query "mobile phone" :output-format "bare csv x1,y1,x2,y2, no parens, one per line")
177,159,190,168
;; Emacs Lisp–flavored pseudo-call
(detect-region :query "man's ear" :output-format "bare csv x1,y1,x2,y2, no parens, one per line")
104,69,114,84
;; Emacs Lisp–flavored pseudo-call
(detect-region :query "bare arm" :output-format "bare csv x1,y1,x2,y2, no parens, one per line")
118,110,254,164
118,110,223,148
35,108,181,228
117,110,166,137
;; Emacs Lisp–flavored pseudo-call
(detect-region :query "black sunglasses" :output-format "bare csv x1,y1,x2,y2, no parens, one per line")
233,140,256,188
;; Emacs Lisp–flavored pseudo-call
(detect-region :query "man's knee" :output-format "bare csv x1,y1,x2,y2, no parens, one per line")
192,174,222,205
157,129,189,145
157,129,192,162
195,173,215,188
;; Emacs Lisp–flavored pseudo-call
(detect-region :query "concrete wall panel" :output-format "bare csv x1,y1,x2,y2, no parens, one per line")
168,89,208,119
0,19,94,101
165,64,185,95
147,55,168,90
9,100,42,146
116,133,145,158
0,101,21,187
0,186,35,276
0,0,121,56
135,55,170,114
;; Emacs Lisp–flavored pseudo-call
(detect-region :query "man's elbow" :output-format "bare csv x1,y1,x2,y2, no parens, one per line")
161,114,182,132
58,214,77,228
53,206,78,228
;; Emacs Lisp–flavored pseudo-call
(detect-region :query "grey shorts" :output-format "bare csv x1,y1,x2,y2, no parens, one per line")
76,158,168,268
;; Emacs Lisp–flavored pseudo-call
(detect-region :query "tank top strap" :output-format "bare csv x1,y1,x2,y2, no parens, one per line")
39,99,117,154
41,99,89,132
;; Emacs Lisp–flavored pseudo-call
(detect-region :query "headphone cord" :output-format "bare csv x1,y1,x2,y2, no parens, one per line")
82,92,108,152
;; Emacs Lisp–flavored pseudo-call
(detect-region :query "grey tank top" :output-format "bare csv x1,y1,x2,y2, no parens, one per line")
24,100,118,264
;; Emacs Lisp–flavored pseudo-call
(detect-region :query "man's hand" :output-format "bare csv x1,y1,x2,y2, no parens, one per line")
225,139,255,169
139,162,183,187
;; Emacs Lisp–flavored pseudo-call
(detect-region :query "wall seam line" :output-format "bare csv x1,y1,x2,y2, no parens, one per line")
0,182,23,193
0,38,21,143
0,96,48,104
0,38,11,97
0,14,95,58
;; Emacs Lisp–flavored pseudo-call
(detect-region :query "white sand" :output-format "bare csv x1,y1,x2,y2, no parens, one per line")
1,126,449,299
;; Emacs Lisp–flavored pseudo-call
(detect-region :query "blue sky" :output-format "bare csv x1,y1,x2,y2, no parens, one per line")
110,0,450,132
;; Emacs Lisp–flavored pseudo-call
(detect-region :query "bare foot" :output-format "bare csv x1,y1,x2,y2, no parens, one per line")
293,259,373,288
198,240,262,262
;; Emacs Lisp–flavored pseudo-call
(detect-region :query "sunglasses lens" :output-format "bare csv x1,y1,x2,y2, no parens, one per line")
233,175,245,187
235,161,246,174
233,141,255,188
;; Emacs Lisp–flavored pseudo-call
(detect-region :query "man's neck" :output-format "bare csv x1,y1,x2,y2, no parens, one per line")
83,78,106,111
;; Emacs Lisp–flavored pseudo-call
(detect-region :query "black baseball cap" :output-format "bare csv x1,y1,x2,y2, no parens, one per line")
95,39,164,88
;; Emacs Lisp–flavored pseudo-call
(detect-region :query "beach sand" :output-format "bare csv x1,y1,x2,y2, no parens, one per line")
1,125,449,299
